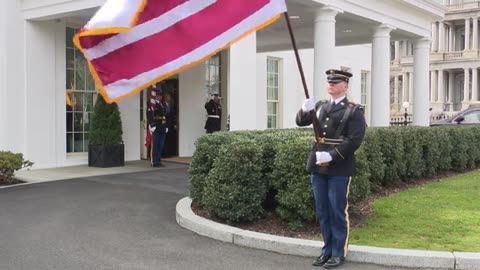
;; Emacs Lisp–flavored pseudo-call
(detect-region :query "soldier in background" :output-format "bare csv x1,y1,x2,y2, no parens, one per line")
204,93,222,133
296,69,366,269
147,85,170,167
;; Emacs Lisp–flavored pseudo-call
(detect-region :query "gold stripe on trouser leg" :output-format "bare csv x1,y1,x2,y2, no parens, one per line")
343,176,352,256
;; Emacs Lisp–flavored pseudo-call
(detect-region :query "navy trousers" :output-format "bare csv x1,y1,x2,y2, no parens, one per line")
152,130,166,166
310,173,351,257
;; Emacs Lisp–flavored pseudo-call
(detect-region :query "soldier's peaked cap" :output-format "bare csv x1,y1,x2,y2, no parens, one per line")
326,69,353,83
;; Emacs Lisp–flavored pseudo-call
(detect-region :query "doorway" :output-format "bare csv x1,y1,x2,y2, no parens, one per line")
140,78,179,160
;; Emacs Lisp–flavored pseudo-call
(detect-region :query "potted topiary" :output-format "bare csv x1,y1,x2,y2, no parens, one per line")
88,94,125,167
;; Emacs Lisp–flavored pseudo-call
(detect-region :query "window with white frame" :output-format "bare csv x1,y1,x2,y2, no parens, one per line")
65,27,97,153
361,71,370,106
267,57,280,129
205,53,221,96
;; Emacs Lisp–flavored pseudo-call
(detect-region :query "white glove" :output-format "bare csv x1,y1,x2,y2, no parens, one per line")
165,128,169,133
315,151,332,164
301,98,315,112
149,125,156,133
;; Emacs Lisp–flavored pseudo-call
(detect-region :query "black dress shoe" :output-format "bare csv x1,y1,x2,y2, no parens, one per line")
312,254,331,266
323,256,345,268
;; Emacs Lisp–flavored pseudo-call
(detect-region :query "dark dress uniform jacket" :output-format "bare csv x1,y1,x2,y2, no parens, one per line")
296,98,366,176
147,101,170,133
204,99,221,132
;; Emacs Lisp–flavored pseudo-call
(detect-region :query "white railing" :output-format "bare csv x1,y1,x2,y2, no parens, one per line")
444,52,464,59
447,1,480,11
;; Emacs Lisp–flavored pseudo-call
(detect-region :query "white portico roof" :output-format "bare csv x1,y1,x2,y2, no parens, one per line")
256,0,446,52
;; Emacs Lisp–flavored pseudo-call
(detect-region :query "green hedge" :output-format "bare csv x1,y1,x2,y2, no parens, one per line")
189,126,480,226
0,151,33,184
203,138,266,223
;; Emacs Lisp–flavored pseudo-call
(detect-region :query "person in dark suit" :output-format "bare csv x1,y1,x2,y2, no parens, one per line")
204,93,222,133
147,86,171,167
296,69,366,268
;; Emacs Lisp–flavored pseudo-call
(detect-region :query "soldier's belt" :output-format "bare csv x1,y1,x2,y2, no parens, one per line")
153,116,166,120
208,115,220,118
315,137,343,145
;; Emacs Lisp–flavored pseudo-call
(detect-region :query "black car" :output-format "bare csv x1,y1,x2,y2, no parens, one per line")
430,105,480,126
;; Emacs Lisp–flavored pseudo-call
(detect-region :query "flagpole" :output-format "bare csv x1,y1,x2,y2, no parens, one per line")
283,12,321,140
283,12,310,99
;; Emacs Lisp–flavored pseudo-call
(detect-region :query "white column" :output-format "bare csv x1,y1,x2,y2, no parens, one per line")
0,1,6,149
431,22,438,52
438,21,445,52
394,41,400,60
465,18,471,51
472,67,478,101
449,24,455,51
430,70,437,102
402,72,408,102
473,17,478,50
413,38,431,126
463,68,470,102
227,33,258,130
403,41,409,56
313,6,341,101
438,70,445,103
448,71,455,103
0,1,26,153
370,24,394,127
394,75,399,109
409,72,414,104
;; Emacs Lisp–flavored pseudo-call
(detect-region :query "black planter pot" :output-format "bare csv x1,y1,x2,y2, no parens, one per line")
88,144,125,168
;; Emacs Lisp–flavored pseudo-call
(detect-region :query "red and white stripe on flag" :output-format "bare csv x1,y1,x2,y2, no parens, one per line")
74,0,287,103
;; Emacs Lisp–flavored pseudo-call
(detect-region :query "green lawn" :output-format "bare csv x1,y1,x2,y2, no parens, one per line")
349,170,480,252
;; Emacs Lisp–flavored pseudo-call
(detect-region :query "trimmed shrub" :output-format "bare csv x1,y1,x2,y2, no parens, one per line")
271,135,315,228
89,94,123,145
188,125,480,227
188,132,235,205
362,128,386,189
431,127,453,173
398,127,424,181
378,127,405,184
350,145,371,203
448,128,470,171
0,151,33,184
202,138,266,223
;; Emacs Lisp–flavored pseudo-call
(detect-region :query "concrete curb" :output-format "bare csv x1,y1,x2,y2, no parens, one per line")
176,197,479,270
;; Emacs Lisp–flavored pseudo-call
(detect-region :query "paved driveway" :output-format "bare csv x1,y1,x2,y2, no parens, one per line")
0,166,409,270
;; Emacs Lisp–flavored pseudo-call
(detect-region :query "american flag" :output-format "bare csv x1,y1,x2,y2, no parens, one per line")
73,0,287,103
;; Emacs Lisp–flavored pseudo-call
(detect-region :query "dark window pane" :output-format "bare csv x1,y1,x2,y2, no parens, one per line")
84,92,94,112
66,112,73,132
66,28,75,48
74,112,83,132
73,133,84,152
86,72,96,91
267,102,277,115
84,112,90,131
84,133,89,149
73,92,84,112
66,133,73,152
66,70,74,89
66,48,74,69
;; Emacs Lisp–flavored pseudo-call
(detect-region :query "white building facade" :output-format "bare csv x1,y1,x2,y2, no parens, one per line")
0,0,444,169
391,0,480,116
